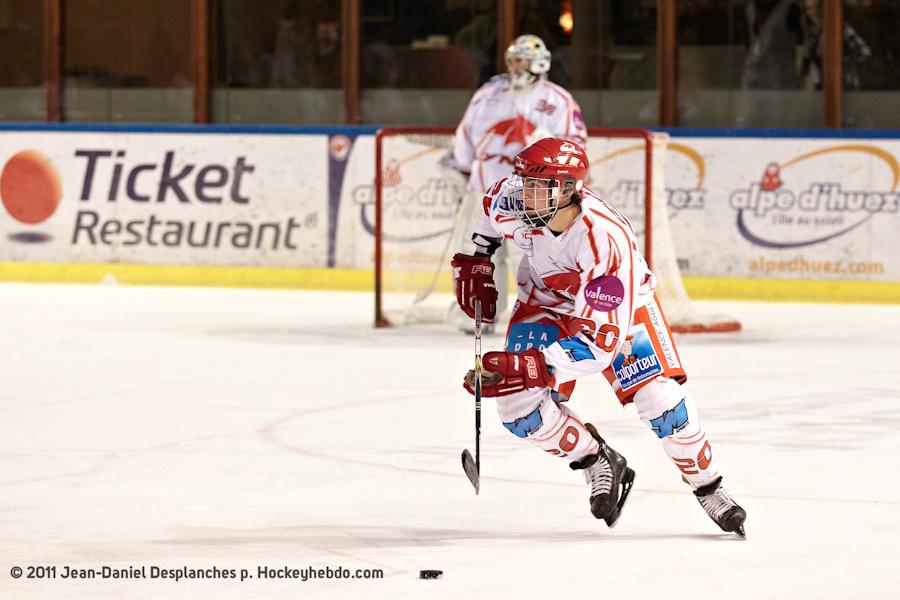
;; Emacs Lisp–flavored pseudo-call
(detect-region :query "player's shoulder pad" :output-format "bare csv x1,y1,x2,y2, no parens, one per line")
578,190,610,217
486,73,511,86
467,77,503,107
541,79,575,98
580,187,603,205
579,189,635,233
477,74,511,96
482,177,514,216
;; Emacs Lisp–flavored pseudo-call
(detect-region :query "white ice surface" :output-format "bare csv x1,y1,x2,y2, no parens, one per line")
1,283,899,600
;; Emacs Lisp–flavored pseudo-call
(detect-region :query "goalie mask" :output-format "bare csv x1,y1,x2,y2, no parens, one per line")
505,34,551,91
509,138,588,229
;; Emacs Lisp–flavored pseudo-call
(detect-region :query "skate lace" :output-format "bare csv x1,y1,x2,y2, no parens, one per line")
584,456,613,496
698,486,735,521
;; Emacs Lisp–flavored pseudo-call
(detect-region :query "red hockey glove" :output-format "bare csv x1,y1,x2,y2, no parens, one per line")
451,253,498,323
463,349,554,397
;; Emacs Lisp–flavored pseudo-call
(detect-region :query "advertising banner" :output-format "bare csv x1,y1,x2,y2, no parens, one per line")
332,133,900,283
3,128,897,287
333,134,459,279
667,137,899,281
0,132,328,267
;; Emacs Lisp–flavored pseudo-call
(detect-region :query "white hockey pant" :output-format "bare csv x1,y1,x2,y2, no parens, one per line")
632,378,720,489
495,387,599,462
496,377,721,489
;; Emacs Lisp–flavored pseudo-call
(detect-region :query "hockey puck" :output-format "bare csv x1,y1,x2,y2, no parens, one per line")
419,570,443,579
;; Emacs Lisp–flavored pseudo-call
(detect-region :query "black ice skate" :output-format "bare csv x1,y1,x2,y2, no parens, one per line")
694,476,747,538
569,423,635,527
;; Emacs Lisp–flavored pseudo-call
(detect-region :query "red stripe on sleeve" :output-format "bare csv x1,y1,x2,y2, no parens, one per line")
583,216,602,265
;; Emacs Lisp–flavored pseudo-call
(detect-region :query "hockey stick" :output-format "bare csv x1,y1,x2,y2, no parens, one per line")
460,298,483,494
414,192,471,304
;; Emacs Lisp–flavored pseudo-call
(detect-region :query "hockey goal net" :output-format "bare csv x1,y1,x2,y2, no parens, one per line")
374,127,740,333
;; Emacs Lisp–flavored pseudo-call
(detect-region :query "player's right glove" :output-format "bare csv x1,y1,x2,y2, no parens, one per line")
451,253,498,322
463,349,554,397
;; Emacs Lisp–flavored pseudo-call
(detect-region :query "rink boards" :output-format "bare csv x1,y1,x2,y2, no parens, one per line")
0,125,898,303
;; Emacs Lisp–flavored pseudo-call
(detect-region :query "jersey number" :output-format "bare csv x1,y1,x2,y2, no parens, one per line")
545,423,580,458
570,319,620,354
672,441,713,475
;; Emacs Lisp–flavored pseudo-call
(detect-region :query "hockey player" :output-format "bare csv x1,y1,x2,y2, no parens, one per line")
451,138,747,536
442,34,587,330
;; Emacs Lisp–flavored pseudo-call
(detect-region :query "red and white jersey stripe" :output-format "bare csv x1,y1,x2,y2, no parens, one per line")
452,74,587,194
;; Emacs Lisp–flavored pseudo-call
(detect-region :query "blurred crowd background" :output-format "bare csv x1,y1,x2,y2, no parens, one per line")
0,0,897,128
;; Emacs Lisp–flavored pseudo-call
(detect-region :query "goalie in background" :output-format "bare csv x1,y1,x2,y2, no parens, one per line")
452,138,746,536
441,34,587,333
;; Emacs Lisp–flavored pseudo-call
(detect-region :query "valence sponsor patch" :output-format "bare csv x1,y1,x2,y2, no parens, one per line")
583,275,624,311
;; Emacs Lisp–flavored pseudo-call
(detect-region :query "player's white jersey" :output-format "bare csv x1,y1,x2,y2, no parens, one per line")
452,75,587,194
474,179,656,383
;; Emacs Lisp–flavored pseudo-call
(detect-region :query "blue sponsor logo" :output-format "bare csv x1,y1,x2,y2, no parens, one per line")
503,405,543,438
558,336,593,362
612,324,662,391
493,193,515,212
649,398,689,438
507,323,558,352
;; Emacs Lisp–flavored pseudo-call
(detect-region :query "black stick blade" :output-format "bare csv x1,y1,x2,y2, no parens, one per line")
461,449,479,494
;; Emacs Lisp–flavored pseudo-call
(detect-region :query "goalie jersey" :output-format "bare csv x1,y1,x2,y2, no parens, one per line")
452,75,587,194
474,178,657,384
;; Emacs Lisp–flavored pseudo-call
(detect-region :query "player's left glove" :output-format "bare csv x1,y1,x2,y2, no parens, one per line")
463,348,553,397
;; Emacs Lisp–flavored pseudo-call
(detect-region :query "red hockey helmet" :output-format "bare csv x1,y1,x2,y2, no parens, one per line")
509,138,589,228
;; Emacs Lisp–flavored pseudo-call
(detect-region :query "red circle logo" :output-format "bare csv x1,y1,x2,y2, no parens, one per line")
1,150,62,224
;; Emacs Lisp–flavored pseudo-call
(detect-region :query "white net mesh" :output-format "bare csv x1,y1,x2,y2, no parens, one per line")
375,129,740,332
376,131,461,326
644,135,741,332
585,133,740,332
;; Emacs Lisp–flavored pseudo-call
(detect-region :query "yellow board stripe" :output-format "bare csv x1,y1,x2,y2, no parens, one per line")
1,262,899,304
683,276,900,304
0,261,371,291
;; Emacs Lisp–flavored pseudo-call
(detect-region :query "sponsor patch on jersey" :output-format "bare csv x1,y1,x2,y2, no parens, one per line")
507,323,558,352
583,276,625,311
492,193,514,213
558,336,593,362
612,323,662,391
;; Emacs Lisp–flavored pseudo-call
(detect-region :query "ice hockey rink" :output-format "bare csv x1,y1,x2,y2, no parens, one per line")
2,282,898,600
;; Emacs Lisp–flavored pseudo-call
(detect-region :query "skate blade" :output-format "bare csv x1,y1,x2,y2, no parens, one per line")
604,468,636,528
735,524,747,539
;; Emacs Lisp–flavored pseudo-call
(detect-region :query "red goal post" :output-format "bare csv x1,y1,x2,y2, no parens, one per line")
374,126,740,333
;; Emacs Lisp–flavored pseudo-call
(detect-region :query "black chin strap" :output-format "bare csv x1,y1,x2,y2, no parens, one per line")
545,194,581,233
554,197,575,212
